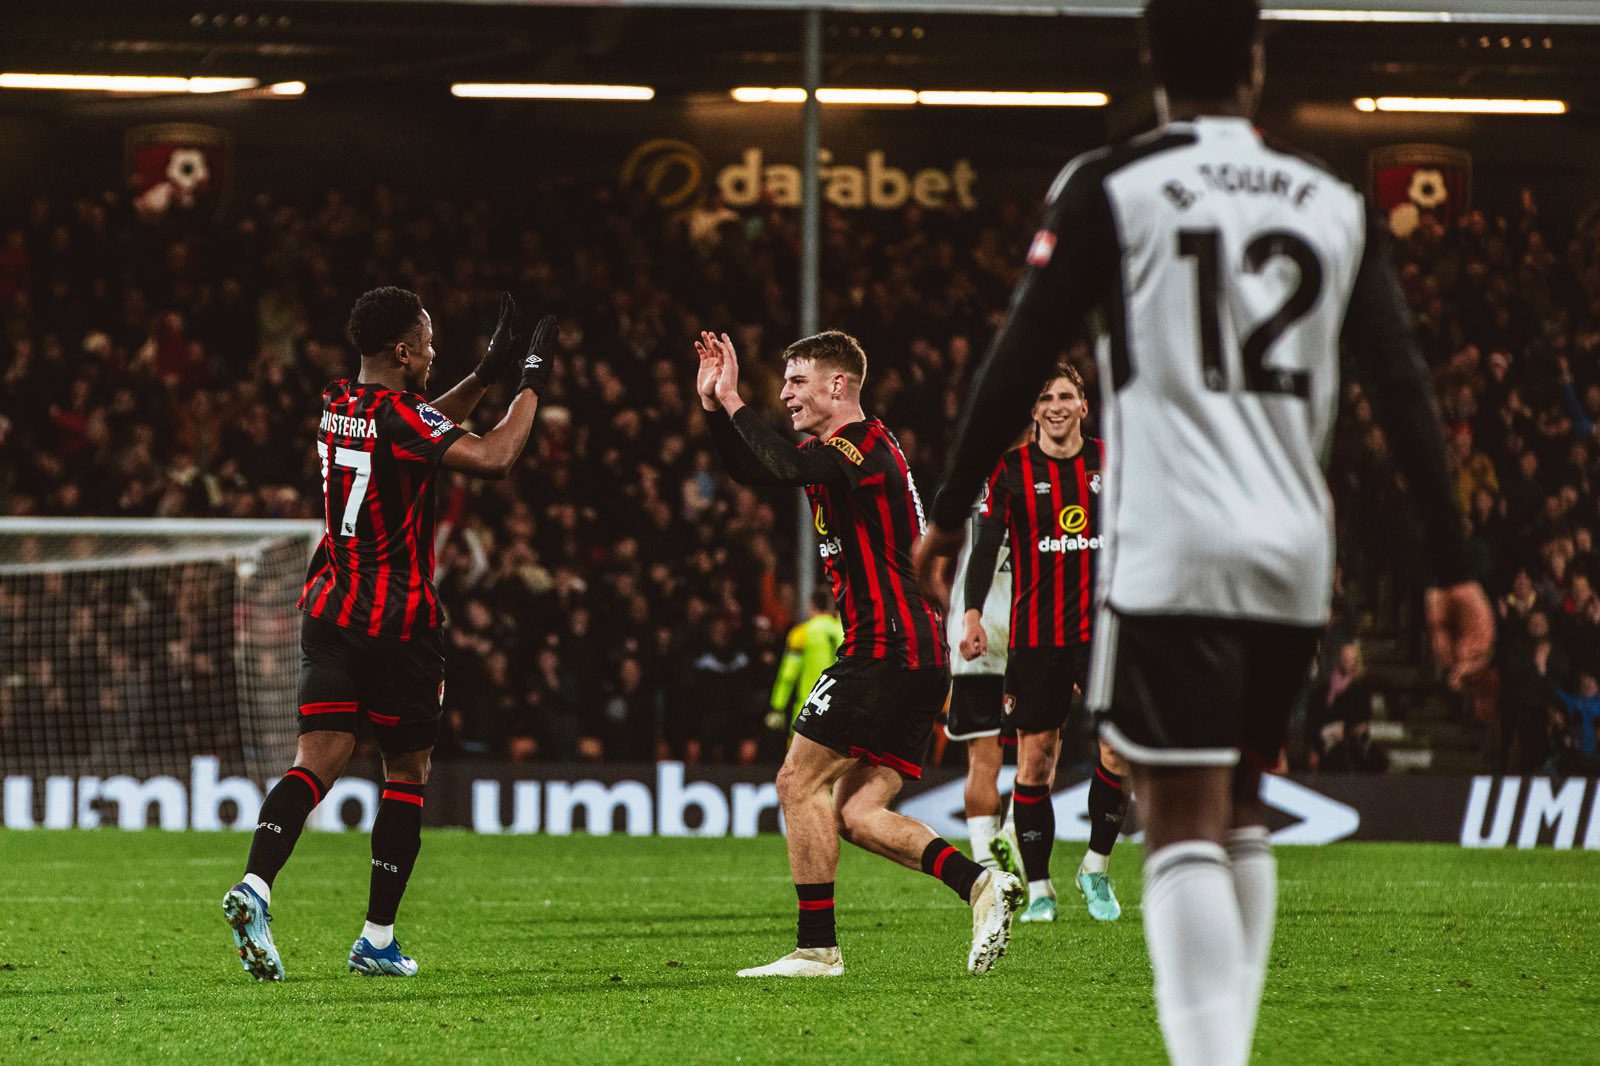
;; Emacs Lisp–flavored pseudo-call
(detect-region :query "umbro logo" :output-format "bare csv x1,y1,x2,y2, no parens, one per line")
524,353,542,369
1034,482,1052,494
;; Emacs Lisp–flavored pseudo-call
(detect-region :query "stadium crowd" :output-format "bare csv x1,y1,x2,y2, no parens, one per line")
1,173,1598,773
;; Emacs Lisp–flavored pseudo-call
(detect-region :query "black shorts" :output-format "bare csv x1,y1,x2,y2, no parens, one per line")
793,657,951,779
946,675,1004,740
1003,644,1090,734
1088,609,1319,767
296,613,446,755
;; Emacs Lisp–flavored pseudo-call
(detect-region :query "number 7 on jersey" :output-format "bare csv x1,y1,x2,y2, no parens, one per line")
317,440,372,538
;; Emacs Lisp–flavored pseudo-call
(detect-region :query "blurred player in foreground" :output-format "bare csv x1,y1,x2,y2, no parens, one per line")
697,328,1021,978
917,0,1493,1060
962,364,1129,923
223,288,559,980
769,589,845,736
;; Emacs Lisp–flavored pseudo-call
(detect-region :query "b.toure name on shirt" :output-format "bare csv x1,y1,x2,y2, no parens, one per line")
319,410,378,438
1163,163,1319,212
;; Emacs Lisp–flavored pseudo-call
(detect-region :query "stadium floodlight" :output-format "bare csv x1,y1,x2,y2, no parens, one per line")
732,87,1106,107
916,90,1109,107
1265,8,1453,20
1354,95,1567,114
451,83,654,101
0,73,258,93
269,81,306,96
817,88,918,105
731,87,808,103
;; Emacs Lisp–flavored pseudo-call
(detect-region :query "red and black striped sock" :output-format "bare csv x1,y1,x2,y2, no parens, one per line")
1012,781,1056,882
367,780,426,926
1087,758,1128,858
244,766,325,887
921,838,984,901
796,882,837,949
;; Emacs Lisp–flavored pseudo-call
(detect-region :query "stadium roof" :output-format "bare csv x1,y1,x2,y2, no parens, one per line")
2,1,1598,112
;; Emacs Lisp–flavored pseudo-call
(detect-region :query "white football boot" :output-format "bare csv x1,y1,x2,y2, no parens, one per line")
966,869,1024,974
736,946,844,978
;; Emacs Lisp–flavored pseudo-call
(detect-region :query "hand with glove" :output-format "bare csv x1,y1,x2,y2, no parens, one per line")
472,293,520,386
517,313,559,395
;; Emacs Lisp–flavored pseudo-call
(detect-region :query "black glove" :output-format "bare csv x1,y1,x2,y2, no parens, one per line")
517,314,559,394
472,292,519,385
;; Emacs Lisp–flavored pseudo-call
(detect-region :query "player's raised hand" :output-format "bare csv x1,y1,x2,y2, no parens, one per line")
694,330,722,412
517,313,559,394
473,292,519,385
711,332,743,410
912,523,966,612
1424,581,1495,689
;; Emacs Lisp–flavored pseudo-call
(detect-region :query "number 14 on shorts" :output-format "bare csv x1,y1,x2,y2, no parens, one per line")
804,674,837,715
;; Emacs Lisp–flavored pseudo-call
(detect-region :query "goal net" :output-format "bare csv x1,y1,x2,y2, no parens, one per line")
0,518,322,780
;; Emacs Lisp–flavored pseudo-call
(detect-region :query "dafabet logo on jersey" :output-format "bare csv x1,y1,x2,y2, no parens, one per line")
813,505,829,536
1039,505,1101,553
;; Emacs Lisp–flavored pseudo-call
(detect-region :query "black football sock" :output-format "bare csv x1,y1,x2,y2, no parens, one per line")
366,781,426,926
1012,782,1056,883
244,767,326,888
796,882,837,950
1087,758,1129,859
921,838,984,902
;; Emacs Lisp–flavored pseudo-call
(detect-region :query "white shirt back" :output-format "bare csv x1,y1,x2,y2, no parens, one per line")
1094,117,1366,625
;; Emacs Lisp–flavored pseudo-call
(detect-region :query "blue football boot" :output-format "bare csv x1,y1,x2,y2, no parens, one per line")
222,882,285,981
348,936,420,977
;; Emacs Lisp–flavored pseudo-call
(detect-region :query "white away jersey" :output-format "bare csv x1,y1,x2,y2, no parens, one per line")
947,494,1012,676
1090,118,1364,623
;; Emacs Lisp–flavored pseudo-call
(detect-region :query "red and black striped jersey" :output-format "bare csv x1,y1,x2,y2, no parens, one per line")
979,438,1104,649
803,419,948,669
298,379,466,641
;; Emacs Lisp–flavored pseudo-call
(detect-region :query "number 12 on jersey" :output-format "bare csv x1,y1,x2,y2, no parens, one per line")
317,440,372,537
1176,228,1322,399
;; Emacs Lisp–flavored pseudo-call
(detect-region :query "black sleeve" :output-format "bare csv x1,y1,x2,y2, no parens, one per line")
705,407,777,485
1340,208,1469,586
962,519,1006,615
931,157,1114,530
705,407,852,488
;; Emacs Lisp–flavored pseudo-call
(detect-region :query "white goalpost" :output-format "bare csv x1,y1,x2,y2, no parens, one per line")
0,518,322,781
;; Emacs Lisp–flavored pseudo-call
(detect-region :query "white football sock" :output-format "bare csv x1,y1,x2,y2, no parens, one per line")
967,815,1000,866
242,873,271,906
1143,841,1248,1066
1079,849,1108,875
362,922,394,949
1227,825,1277,1051
1027,878,1054,902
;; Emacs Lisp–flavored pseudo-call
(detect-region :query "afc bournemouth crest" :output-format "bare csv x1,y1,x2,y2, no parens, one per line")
1368,144,1471,239
126,123,233,219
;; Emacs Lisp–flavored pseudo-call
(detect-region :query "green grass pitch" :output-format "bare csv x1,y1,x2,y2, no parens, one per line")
1,831,1595,1063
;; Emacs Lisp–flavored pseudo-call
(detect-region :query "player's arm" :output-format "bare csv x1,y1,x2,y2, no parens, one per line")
1341,208,1493,684
916,159,1110,604
430,293,523,424
440,314,559,481
959,467,1008,659
697,331,853,488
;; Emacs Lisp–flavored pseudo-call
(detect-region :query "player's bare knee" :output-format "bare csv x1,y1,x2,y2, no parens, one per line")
775,762,812,811
834,796,878,845
1099,741,1129,777
1015,732,1059,786
294,730,355,783
383,747,432,784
